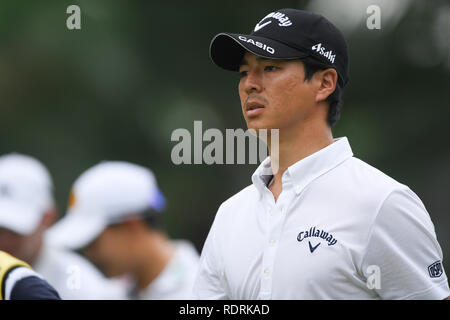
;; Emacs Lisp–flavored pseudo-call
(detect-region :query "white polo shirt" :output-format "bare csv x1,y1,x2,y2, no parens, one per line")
131,240,199,300
33,242,127,300
193,137,450,300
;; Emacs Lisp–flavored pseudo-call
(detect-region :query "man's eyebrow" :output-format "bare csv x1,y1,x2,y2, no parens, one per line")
239,58,248,67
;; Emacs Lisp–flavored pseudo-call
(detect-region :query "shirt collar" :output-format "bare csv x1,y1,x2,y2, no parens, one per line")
251,136,353,197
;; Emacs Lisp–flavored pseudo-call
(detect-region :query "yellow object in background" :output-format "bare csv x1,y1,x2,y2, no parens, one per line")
0,250,31,300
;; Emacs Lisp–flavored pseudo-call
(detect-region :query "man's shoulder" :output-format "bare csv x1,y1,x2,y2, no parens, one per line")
7,268,61,300
36,243,106,281
218,184,259,213
172,240,200,265
37,243,128,299
340,156,408,191
209,184,259,225
323,156,416,213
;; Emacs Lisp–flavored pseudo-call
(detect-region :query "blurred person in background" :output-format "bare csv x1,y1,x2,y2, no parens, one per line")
47,161,199,300
0,153,127,299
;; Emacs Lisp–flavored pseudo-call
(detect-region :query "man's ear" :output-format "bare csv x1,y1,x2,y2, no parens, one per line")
315,68,338,103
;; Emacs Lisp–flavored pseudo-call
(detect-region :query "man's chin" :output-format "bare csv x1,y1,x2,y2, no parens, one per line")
94,263,123,278
104,268,125,279
246,121,273,133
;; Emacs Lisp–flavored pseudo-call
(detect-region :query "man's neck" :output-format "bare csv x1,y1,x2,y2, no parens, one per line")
267,120,333,201
134,233,175,291
28,238,44,267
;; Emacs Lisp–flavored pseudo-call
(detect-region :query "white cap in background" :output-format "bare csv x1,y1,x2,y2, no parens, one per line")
0,153,55,235
47,161,165,250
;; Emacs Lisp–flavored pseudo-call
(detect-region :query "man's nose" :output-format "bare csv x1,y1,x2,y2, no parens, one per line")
243,69,263,94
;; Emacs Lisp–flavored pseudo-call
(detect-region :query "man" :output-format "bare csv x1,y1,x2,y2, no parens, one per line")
193,9,450,299
47,161,199,299
0,153,126,299
0,250,60,300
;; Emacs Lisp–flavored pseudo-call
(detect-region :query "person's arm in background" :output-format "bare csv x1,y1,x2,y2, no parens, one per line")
5,267,61,300
1,250,61,300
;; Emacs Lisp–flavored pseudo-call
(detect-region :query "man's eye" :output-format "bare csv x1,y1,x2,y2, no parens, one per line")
265,66,277,71
239,71,248,78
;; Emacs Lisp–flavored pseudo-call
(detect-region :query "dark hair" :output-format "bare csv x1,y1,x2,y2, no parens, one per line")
107,207,164,230
301,58,343,127
141,207,164,230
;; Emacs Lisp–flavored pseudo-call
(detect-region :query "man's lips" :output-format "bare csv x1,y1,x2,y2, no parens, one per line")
245,100,265,117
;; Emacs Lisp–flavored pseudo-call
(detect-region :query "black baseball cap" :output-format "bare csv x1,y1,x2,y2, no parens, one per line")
210,9,350,87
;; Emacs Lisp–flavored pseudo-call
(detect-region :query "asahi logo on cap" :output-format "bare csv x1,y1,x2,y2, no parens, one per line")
253,11,293,32
312,43,336,64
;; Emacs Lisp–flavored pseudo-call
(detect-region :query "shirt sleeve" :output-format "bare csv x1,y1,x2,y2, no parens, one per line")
192,207,229,300
6,267,61,300
361,187,450,300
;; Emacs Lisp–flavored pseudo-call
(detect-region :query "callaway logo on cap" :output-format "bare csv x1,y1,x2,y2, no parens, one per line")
254,11,293,31
209,8,350,87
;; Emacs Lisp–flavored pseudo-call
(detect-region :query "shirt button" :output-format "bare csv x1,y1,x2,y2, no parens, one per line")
295,185,302,193
264,268,270,276
269,239,276,246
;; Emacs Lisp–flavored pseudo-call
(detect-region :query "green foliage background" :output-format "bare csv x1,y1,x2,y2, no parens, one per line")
1,1,449,274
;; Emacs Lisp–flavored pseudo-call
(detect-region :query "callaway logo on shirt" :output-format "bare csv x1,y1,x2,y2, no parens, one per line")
297,226,337,253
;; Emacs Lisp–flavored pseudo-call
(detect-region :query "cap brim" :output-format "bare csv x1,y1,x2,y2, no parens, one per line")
210,32,309,71
45,207,107,250
0,200,42,235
